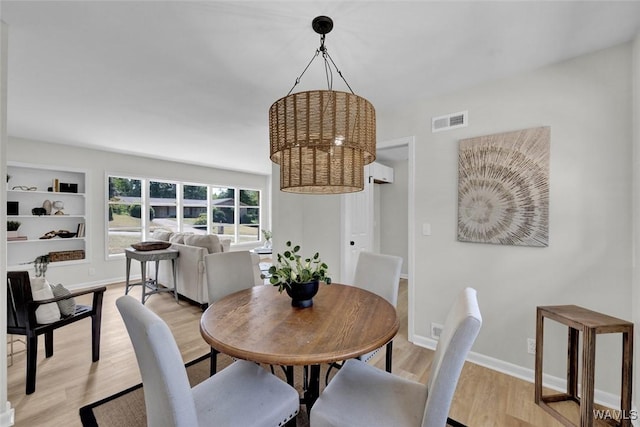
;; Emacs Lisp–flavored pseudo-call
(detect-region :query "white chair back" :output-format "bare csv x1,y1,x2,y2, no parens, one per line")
204,251,258,304
423,287,482,427
353,251,403,306
116,295,198,427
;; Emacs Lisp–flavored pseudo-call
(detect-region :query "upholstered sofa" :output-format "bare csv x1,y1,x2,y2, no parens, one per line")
149,231,260,307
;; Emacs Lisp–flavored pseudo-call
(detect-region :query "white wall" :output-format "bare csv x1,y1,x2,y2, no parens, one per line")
6,137,271,288
377,43,633,395
271,163,343,280
274,42,635,397
631,30,640,415
1,18,15,427
379,160,409,276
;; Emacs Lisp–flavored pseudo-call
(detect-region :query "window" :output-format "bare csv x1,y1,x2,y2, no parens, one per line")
107,175,262,257
239,189,260,243
149,180,177,233
108,176,143,255
211,187,235,241
210,187,261,243
183,184,208,235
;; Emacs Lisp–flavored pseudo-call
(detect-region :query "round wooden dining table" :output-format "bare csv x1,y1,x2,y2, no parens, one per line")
200,282,399,410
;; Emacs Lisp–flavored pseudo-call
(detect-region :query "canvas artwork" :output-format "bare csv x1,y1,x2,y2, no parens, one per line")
457,126,550,247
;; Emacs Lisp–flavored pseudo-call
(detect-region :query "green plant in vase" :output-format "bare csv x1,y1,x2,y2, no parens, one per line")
269,241,331,307
7,220,21,239
7,220,21,232
261,229,272,248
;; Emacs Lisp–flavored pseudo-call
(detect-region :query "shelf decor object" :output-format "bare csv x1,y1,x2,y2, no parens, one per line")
48,250,85,262
457,126,550,247
52,200,65,215
7,201,19,215
131,241,172,251
268,16,376,194
7,220,21,238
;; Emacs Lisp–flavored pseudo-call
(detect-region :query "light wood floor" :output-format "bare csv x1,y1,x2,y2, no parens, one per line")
7,280,613,426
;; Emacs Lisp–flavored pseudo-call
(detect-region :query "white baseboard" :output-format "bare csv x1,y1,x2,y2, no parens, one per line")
0,402,15,427
65,276,132,291
411,334,625,411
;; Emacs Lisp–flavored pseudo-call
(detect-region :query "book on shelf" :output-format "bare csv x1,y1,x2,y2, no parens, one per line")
76,222,85,238
53,178,60,192
7,235,28,241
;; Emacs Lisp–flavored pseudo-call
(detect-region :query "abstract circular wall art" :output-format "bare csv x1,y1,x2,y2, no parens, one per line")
457,127,550,247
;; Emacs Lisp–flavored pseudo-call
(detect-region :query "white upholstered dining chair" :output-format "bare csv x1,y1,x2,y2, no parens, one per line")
116,295,299,427
325,251,402,384
204,250,262,374
352,251,403,372
204,250,262,303
311,287,482,427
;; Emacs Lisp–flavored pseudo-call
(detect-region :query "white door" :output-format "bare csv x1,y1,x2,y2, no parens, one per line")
340,166,373,284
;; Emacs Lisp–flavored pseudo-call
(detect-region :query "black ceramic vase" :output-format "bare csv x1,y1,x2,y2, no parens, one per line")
285,280,319,308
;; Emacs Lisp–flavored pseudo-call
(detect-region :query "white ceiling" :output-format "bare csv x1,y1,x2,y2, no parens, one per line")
2,1,640,175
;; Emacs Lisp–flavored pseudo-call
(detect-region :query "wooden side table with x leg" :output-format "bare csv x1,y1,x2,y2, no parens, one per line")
535,305,633,427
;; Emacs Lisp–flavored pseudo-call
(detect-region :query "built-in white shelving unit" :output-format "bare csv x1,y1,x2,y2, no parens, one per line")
6,162,88,268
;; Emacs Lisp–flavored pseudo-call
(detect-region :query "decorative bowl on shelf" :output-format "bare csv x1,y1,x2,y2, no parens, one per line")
32,207,47,216
56,231,76,238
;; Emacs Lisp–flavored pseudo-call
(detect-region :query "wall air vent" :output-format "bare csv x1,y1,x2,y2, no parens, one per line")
431,110,468,133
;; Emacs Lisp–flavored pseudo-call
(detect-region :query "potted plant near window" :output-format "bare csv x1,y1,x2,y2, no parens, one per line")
269,241,331,308
261,229,272,248
7,220,21,239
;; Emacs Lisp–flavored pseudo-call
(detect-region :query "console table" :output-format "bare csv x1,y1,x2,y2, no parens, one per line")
535,305,633,427
125,248,179,304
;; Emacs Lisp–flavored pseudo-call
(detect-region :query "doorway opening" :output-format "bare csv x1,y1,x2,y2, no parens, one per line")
340,136,416,342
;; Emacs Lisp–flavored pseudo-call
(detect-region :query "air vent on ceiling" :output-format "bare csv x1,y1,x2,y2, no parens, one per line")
432,110,468,133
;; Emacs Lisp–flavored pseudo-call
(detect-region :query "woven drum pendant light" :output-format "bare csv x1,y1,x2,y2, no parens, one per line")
269,16,376,194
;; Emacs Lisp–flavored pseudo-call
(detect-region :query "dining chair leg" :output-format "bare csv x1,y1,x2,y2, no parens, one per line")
284,366,295,388
44,331,54,358
283,366,297,427
447,417,467,427
209,348,218,376
26,334,38,395
324,361,342,385
385,341,393,373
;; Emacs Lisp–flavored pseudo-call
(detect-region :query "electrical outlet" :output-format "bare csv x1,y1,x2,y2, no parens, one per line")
431,322,443,340
527,338,536,355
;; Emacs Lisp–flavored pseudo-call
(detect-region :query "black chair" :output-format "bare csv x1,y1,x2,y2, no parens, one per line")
6,271,106,394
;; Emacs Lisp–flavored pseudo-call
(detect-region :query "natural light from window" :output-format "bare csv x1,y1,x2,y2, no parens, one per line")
107,176,261,256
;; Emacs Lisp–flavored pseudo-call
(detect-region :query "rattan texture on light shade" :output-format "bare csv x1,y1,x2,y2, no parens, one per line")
269,90,376,194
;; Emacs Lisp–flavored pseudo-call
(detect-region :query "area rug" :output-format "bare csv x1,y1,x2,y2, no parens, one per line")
79,354,465,427
79,353,324,427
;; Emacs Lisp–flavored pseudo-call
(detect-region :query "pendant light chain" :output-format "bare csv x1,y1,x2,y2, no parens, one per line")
286,48,320,96
323,50,355,95
286,33,356,97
